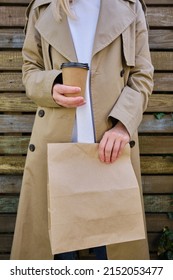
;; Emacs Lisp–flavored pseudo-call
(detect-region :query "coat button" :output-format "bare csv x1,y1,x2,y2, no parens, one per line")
38,109,45,117
29,144,35,152
129,140,135,148
120,69,125,77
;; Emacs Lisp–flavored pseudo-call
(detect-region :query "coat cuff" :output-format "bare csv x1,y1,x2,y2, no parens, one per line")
108,86,144,137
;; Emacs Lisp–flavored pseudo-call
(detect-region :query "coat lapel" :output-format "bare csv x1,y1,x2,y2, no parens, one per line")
92,0,136,56
35,2,77,62
35,0,136,61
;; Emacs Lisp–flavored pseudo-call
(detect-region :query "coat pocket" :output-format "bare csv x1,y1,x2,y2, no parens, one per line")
122,25,135,67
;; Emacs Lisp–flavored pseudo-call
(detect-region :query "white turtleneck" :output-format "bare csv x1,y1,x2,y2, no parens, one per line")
68,0,100,143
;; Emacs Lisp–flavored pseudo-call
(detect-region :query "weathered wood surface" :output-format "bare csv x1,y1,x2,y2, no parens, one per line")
147,7,173,27
0,215,16,233
0,93,36,112
144,195,173,212
142,175,173,194
0,0,173,260
0,0,30,3
1,67,172,92
1,155,173,176
0,29,25,49
2,174,172,195
0,197,19,213
1,193,172,214
0,235,13,253
0,73,24,91
141,156,173,174
153,73,173,92
151,52,173,71
1,29,173,50
145,0,173,4
1,135,173,156
0,93,173,113
1,114,173,134
147,94,173,112
0,136,29,154
139,136,173,154
1,51,173,73
0,156,25,174
139,114,173,133
146,214,173,232
0,51,22,71
0,175,22,194
149,30,173,50
0,7,26,27
0,115,34,133
0,5,173,28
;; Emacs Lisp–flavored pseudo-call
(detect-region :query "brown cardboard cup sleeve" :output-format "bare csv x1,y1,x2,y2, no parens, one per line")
47,143,145,254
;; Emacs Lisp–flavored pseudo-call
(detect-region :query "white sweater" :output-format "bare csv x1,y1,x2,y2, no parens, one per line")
68,0,100,143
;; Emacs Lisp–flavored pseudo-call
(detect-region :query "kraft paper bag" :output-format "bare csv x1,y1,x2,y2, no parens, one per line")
47,143,145,255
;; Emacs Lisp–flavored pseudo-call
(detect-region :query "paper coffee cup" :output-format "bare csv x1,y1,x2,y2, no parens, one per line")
60,62,89,97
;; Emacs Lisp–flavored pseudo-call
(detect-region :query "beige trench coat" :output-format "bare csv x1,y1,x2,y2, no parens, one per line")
11,0,154,260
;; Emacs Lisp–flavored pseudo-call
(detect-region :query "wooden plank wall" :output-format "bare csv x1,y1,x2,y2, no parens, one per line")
0,0,173,260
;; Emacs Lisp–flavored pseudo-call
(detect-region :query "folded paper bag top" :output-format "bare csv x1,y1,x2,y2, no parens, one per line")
47,143,145,254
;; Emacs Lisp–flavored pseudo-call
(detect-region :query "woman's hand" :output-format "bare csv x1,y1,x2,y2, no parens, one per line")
52,83,86,108
98,121,130,164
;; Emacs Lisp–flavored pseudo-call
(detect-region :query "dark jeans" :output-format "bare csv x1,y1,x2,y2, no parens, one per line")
54,246,107,260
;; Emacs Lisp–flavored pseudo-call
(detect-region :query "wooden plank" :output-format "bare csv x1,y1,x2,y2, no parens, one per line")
0,93,36,112
1,30,173,52
0,0,30,3
0,175,22,194
139,114,173,133
145,0,173,4
0,254,10,260
1,31,173,53
0,51,22,71
0,50,173,71
146,94,173,112
7,156,167,180
0,115,34,133
146,214,173,232
0,136,29,154
0,234,13,252
148,232,161,253
0,73,24,92
0,5,172,29
147,7,173,27
141,156,173,174
0,214,16,233
0,91,173,114
0,7,26,27
144,195,173,213
0,29,24,49
142,175,173,194
151,52,173,71
0,72,173,92
154,73,173,92
139,136,173,154
149,30,173,50
0,113,172,137
0,197,19,214
0,156,25,174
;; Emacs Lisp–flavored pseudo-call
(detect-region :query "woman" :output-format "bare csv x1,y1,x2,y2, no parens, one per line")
11,0,154,260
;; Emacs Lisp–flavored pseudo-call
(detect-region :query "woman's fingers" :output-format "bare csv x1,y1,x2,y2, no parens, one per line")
52,84,86,107
99,122,130,164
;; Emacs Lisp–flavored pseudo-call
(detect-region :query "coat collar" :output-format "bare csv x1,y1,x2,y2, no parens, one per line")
35,0,136,61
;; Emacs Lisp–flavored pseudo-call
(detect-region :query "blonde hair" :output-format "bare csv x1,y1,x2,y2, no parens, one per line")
52,0,74,21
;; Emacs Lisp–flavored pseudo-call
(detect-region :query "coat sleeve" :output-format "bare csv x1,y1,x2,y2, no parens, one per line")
22,4,61,107
108,0,154,137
